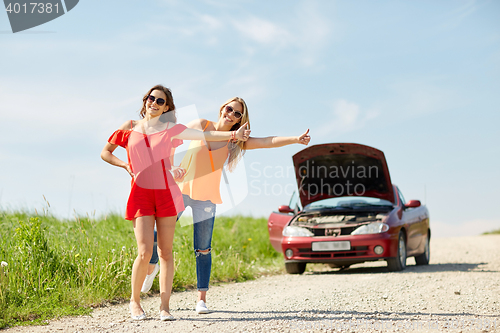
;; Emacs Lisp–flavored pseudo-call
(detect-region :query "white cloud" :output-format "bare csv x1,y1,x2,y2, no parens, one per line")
292,1,332,67
0,80,140,144
149,1,333,66
230,3,332,66
317,99,379,138
232,16,293,47
223,73,267,100
126,10,224,46
441,0,478,30
199,14,223,30
384,78,465,119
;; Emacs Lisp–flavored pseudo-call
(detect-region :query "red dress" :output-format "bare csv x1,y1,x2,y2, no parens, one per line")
108,122,186,220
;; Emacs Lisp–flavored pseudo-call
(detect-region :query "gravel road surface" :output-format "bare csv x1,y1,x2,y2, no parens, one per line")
4,235,500,332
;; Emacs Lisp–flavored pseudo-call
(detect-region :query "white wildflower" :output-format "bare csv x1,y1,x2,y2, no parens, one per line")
122,246,126,251
87,258,92,264
1,261,7,267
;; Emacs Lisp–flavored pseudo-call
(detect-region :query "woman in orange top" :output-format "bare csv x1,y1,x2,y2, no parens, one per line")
101,86,250,321
142,97,310,314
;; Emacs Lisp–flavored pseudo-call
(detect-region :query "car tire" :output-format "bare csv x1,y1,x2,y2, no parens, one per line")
285,262,306,274
415,233,430,265
387,232,407,272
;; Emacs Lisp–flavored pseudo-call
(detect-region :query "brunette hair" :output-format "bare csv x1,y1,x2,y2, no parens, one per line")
139,85,176,122
218,97,250,172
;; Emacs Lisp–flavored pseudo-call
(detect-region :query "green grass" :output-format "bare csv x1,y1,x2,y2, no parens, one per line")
482,228,500,235
0,211,283,329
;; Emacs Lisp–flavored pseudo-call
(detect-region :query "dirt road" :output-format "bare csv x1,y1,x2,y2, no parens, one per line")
4,235,500,332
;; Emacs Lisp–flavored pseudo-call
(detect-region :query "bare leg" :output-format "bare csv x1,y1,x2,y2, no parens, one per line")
156,216,177,316
198,290,207,302
130,216,155,317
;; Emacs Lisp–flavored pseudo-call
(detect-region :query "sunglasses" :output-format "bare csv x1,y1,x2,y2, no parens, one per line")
225,105,243,119
147,95,166,106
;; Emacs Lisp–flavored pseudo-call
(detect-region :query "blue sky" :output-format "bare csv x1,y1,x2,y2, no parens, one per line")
1,0,499,237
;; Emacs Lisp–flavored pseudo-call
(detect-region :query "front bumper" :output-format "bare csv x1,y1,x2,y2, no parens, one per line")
281,232,398,264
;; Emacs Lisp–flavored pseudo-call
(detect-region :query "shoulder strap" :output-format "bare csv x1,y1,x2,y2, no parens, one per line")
203,120,210,131
130,120,133,130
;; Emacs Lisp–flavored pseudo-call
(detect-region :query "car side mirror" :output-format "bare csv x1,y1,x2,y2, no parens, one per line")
405,200,421,208
278,205,294,214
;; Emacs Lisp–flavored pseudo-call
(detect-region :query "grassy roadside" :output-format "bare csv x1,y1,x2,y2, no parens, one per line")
0,212,283,329
482,229,500,235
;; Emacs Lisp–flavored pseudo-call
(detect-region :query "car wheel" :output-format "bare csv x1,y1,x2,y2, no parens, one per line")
387,232,407,272
415,233,430,265
285,262,306,274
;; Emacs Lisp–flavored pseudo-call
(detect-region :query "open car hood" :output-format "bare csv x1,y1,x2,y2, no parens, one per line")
292,143,394,207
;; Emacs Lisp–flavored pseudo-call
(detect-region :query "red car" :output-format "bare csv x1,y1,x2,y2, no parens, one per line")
267,143,430,274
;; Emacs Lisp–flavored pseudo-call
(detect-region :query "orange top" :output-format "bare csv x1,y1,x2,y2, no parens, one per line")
177,121,229,204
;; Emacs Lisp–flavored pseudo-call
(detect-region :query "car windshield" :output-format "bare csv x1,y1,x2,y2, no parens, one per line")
305,196,394,210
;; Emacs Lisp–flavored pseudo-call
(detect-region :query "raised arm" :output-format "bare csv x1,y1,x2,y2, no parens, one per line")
244,129,310,150
173,122,251,142
184,118,205,130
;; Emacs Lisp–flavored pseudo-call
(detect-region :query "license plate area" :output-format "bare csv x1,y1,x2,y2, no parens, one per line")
311,241,351,252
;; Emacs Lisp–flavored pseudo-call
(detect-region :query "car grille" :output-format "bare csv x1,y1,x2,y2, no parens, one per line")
297,246,369,258
311,226,358,237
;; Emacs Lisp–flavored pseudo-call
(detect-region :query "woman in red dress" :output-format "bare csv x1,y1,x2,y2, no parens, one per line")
101,85,250,321
142,96,310,315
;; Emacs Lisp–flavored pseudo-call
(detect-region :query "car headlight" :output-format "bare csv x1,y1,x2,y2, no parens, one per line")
351,222,389,235
282,226,314,237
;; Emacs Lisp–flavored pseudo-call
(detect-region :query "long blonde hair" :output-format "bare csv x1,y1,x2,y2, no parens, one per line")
219,97,250,172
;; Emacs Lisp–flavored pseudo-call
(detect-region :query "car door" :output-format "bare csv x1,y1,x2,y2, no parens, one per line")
398,188,422,254
267,192,300,253
268,212,293,253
